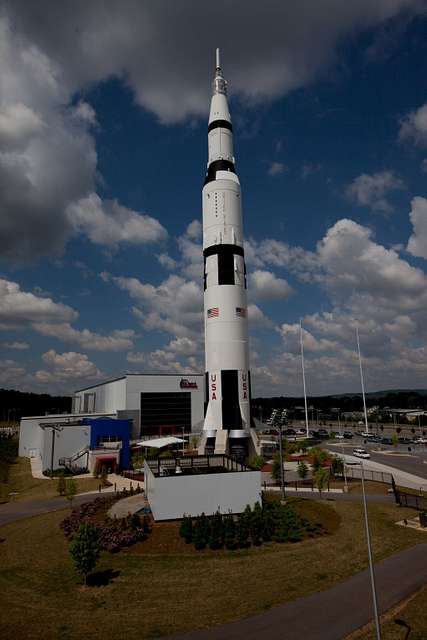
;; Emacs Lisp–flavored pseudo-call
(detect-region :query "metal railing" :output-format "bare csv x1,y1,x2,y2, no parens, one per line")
146,454,253,477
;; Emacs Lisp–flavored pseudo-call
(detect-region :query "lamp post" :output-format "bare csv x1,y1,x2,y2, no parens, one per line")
347,460,381,639
274,418,286,502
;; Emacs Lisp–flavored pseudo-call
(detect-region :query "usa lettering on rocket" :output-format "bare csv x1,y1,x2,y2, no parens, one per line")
202,49,252,452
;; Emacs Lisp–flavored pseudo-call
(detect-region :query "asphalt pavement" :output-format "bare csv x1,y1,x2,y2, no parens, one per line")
167,544,427,640
0,492,103,527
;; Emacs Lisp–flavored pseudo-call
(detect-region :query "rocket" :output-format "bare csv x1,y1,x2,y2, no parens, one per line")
202,49,252,456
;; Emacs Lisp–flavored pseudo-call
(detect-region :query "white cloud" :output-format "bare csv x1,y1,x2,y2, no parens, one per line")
35,350,102,383
113,274,203,339
399,101,427,145
317,218,427,312
4,1,421,123
33,322,135,352
157,253,178,270
3,341,29,350
67,193,167,248
0,277,76,328
345,170,404,213
248,304,273,329
407,196,427,260
249,270,292,300
0,102,43,149
268,161,286,176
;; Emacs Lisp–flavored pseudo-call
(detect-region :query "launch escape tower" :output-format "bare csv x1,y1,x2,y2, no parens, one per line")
202,50,252,457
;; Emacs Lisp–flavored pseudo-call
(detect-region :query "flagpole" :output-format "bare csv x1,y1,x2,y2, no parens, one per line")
300,319,309,438
356,326,369,434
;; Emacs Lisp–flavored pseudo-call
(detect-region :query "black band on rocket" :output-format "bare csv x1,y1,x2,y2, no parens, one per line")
204,159,236,185
203,243,244,258
208,119,233,133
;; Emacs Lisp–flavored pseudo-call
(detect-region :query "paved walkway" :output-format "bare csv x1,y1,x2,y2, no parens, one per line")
108,493,149,519
0,493,103,527
168,544,427,640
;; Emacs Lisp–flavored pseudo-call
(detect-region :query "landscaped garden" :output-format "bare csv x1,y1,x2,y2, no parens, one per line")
0,496,425,639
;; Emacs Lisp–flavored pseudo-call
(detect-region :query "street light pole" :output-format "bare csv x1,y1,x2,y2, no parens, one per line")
347,460,381,639
276,421,286,502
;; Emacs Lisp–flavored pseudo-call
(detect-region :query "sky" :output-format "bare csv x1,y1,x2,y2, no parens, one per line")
1,0,427,397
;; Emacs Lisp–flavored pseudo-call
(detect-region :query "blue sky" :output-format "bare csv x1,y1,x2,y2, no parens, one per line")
1,1,427,396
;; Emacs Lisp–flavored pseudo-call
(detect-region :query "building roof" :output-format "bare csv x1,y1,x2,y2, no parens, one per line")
21,411,115,420
135,436,185,449
74,372,203,393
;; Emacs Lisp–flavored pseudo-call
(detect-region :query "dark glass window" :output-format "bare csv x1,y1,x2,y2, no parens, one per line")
140,392,191,436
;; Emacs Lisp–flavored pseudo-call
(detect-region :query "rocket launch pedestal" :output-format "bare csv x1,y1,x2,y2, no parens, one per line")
202,50,253,459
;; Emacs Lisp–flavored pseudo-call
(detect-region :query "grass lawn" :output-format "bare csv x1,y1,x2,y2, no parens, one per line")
328,479,391,495
0,498,424,639
347,584,427,640
0,457,101,503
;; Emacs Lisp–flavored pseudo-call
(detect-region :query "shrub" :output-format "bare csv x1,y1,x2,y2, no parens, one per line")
297,460,309,480
69,522,101,584
65,478,77,506
192,517,207,550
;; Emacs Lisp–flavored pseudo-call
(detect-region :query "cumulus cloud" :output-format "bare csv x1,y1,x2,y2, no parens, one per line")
0,277,76,328
268,161,286,176
345,170,404,213
33,323,135,352
399,101,427,145
67,193,167,248
113,274,203,339
35,350,103,383
249,270,292,300
407,196,427,259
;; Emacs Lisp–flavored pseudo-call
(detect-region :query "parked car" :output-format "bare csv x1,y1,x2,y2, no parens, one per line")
398,437,411,444
413,437,427,444
381,437,393,445
353,448,370,459
284,428,296,436
318,429,329,438
343,431,354,439
360,431,371,438
335,433,345,439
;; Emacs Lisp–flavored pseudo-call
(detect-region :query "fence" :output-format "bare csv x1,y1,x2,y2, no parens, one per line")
345,466,393,485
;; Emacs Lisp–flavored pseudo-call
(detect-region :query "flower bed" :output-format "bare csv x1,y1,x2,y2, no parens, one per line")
60,496,151,553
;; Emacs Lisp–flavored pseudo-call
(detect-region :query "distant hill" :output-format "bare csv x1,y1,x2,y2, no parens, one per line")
0,388,72,422
252,389,427,413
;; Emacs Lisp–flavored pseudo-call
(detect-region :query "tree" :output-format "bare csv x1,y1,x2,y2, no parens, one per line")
179,514,193,543
223,514,236,550
392,433,399,448
250,502,264,545
192,517,207,550
208,511,224,550
297,460,308,480
69,522,101,584
314,468,329,497
236,510,251,548
57,473,66,496
271,451,282,482
249,455,265,470
65,477,77,506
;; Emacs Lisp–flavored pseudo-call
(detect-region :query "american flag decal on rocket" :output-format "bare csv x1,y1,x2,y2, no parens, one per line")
207,307,219,318
235,307,246,317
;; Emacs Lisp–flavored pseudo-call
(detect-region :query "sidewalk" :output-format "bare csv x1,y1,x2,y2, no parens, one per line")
168,544,427,640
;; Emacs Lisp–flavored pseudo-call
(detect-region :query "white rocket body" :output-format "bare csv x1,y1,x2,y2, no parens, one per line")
202,51,252,452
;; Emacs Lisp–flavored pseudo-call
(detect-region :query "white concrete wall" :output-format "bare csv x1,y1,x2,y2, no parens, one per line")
126,374,204,432
19,418,44,457
74,378,126,414
41,424,90,471
144,462,261,520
